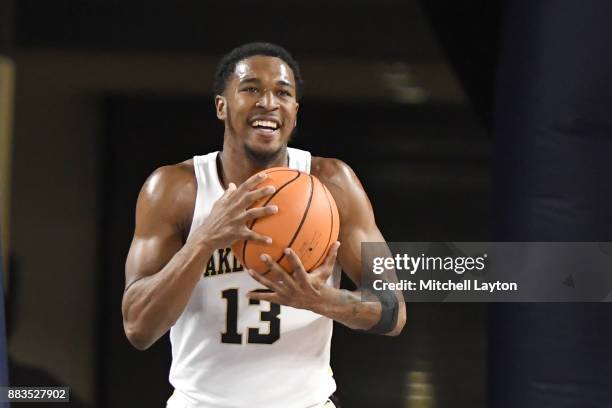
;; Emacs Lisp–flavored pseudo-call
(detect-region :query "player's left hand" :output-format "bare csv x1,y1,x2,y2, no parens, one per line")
246,242,341,310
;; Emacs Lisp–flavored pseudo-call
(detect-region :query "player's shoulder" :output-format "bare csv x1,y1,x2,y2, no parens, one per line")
311,156,358,186
144,159,194,191
138,159,196,210
311,156,369,220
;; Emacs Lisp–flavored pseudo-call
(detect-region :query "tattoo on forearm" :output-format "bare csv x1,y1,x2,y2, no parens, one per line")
351,303,358,317
336,289,380,328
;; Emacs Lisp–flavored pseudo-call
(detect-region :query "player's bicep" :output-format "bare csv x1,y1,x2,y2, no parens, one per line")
125,228,182,290
124,168,186,289
330,164,384,285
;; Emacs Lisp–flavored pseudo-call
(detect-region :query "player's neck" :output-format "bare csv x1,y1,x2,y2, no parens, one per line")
218,143,288,188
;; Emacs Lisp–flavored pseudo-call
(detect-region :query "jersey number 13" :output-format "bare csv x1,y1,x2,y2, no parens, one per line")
221,288,280,344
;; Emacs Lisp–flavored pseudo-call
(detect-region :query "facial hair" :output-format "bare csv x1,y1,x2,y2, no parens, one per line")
243,143,285,167
226,105,296,167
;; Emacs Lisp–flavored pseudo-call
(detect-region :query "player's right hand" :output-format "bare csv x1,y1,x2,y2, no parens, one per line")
192,172,278,249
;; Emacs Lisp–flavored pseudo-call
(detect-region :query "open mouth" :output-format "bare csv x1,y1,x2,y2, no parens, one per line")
250,119,281,133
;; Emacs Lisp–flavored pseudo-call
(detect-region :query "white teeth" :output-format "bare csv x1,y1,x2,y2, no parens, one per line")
252,120,278,129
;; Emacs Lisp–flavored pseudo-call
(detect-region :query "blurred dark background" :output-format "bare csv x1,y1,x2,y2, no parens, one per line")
3,1,502,407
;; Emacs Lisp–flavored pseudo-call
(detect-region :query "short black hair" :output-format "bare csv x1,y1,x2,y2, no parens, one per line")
213,42,303,100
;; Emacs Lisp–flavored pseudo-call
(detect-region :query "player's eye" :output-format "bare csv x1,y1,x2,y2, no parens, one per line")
241,87,259,93
277,90,292,97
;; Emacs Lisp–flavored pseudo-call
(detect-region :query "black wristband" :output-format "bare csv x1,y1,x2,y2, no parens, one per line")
360,289,400,335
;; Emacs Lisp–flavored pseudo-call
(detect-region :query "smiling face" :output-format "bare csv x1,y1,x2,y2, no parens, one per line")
215,55,300,166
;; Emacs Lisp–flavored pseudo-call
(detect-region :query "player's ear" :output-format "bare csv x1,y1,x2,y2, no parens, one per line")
215,95,227,121
294,102,299,127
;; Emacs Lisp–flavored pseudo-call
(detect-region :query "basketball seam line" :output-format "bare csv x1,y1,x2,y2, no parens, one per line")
274,174,315,267
242,170,302,271
311,183,335,270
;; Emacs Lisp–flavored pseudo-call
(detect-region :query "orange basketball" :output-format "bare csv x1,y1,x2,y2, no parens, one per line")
232,167,340,275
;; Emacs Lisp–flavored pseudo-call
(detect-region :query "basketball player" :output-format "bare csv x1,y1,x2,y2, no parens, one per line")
122,42,406,408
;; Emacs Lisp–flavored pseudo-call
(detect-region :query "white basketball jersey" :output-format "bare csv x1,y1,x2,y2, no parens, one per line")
167,148,339,408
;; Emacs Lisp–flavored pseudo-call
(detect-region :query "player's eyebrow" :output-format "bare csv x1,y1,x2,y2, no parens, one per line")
277,80,295,88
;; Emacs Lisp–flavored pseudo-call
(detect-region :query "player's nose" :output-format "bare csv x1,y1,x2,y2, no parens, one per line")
255,91,279,110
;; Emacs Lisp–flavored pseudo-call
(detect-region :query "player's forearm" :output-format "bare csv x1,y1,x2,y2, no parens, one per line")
122,240,213,350
312,286,405,336
312,286,382,331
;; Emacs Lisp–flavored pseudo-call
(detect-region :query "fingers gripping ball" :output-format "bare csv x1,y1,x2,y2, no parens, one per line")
232,167,340,275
